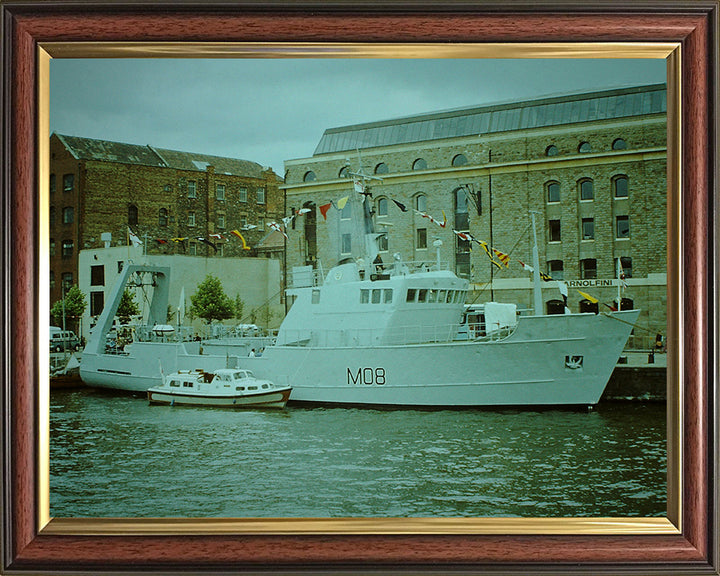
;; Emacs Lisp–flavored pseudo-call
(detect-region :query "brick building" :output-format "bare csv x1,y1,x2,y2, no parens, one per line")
282,84,668,347
49,133,284,306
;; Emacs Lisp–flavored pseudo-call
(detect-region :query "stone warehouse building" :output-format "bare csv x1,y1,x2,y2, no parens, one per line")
49,133,284,306
283,84,667,347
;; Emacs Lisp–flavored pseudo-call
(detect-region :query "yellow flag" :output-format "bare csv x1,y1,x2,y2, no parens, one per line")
577,290,598,304
337,196,349,210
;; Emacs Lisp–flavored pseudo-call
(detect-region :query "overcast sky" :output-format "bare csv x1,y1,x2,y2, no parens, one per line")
50,58,667,175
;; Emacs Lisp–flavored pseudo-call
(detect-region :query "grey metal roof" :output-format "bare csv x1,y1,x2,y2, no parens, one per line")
54,134,265,178
314,84,667,156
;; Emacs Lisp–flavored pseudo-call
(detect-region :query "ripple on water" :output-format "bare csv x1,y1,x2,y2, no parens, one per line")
50,393,667,518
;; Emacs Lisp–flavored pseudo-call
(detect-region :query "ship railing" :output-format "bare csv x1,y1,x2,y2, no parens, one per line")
473,325,516,342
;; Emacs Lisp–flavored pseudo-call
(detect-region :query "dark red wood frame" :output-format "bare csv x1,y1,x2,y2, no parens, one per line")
1,1,717,573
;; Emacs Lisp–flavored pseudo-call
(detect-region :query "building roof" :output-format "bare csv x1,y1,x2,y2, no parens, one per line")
54,134,267,178
313,83,667,156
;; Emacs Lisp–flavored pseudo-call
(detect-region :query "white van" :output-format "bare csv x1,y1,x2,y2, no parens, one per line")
49,327,81,352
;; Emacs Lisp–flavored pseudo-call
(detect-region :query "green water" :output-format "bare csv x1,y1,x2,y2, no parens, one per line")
50,388,666,518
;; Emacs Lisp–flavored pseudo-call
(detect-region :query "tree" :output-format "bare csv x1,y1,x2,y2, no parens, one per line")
50,286,87,332
233,294,245,320
190,274,234,324
116,289,141,324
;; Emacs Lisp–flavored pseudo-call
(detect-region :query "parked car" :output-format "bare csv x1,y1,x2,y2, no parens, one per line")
50,327,81,353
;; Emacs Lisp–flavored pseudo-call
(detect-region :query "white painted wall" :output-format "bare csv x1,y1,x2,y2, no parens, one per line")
78,246,282,339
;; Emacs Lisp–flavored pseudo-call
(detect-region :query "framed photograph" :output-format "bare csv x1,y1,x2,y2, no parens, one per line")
2,1,717,573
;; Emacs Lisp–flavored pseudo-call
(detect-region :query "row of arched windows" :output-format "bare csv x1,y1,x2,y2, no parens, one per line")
546,176,629,202
303,154,470,183
546,138,627,157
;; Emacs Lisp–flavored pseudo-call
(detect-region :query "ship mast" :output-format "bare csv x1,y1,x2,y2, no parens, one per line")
347,152,383,267
529,211,543,316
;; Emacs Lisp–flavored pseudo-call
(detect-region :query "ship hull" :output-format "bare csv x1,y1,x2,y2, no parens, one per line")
80,310,639,407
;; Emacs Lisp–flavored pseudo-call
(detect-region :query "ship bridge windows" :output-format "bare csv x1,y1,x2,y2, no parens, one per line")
405,288,465,304
361,288,393,304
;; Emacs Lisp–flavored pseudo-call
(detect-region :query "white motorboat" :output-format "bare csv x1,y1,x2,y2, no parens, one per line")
80,169,639,408
147,368,291,409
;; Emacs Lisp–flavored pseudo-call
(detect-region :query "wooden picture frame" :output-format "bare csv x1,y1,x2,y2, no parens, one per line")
2,1,717,573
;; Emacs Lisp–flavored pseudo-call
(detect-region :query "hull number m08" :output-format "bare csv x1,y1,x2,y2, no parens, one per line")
347,367,386,386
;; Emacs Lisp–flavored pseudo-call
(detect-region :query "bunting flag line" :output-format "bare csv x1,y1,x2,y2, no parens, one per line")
452,229,474,242
517,260,553,281
353,179,364,194
209,233,226,242
518,260,534,272
319,202,332,220
171,237,187,244
128,227,142,247
392,199,408,213
281,215,294,227
268,221,288,239
414,209,446,229
296,208,312,216
492,248,510,267
230,229,251,250
155,238,168,245
475,239,503,269
336,196,349,210
577,290,599,304
196,237,218,252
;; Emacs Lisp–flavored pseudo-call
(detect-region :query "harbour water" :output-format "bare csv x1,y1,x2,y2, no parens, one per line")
50,388,666,518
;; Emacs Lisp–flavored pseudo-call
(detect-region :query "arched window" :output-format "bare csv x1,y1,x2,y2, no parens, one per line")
546,299,565,315
579,179,594,201
452,154,468,167
128,204,138,226
613,297,635,311
612,138,627,150
158,208,168,227
303,171,316,182
545,145,559,156
546,181,560,203
376,197,388,217
454,187,469,230
375,163,389,175
415,194,427,212
613,175,629,198
579,299,599,314
412,158,427,170
578,141,592,153
338,166,349,178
